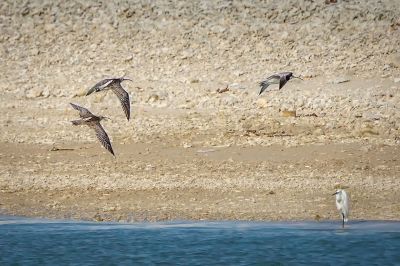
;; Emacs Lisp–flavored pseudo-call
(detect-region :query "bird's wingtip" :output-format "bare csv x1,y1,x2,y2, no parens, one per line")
70,102,79,110
86,87,96,96
259,85,267,96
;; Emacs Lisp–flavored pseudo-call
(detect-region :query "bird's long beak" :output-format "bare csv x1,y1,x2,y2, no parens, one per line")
293,76,303,80
119,73,133,82
86,87,97,96
332,192,338,195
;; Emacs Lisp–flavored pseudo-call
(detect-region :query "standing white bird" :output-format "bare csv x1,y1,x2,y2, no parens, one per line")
333,189,349,228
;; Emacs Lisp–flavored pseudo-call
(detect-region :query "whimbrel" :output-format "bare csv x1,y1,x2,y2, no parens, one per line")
70,103,115,156
259,72,302,95
86,77,132,120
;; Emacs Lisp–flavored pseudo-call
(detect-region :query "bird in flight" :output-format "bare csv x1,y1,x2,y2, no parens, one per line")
333,189,349,228
86,76,132,120
259,72,302,95
70,103,115,157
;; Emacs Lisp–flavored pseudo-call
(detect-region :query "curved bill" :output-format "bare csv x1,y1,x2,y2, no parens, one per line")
120,72,133,82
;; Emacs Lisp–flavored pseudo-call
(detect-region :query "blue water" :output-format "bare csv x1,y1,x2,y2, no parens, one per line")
1,216,400,265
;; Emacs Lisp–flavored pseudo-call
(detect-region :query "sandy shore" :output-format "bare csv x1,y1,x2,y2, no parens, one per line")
1,0,400,221
1,140,399,222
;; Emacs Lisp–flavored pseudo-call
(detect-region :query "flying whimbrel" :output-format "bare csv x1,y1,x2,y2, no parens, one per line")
86,77,132,120
259,72,302,95
70,103,115,156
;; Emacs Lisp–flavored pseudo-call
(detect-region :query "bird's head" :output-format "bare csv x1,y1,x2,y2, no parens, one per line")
332,189,342,196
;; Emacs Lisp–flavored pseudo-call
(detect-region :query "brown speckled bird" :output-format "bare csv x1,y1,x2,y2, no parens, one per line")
70,103,115,157
259,72,302,95
86,77,132,120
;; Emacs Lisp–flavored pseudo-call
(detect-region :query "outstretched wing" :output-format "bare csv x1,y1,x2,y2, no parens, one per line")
258,81,270,95
86,78,115,95
265,74,281,81
91,122,115,156
279,75,288,90
70,103,94,118
111,82,130,120
259,74,281,95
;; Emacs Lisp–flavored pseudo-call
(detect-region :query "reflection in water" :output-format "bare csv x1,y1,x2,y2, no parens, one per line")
1,216,399,265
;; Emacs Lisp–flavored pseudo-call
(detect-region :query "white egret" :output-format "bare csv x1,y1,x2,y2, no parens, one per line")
333,189,349,228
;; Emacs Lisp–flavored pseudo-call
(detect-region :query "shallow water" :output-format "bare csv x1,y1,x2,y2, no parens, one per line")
1,216,400,265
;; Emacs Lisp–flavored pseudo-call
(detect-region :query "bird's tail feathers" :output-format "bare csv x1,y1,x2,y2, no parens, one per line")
344,217,348,222
71,120,84,126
